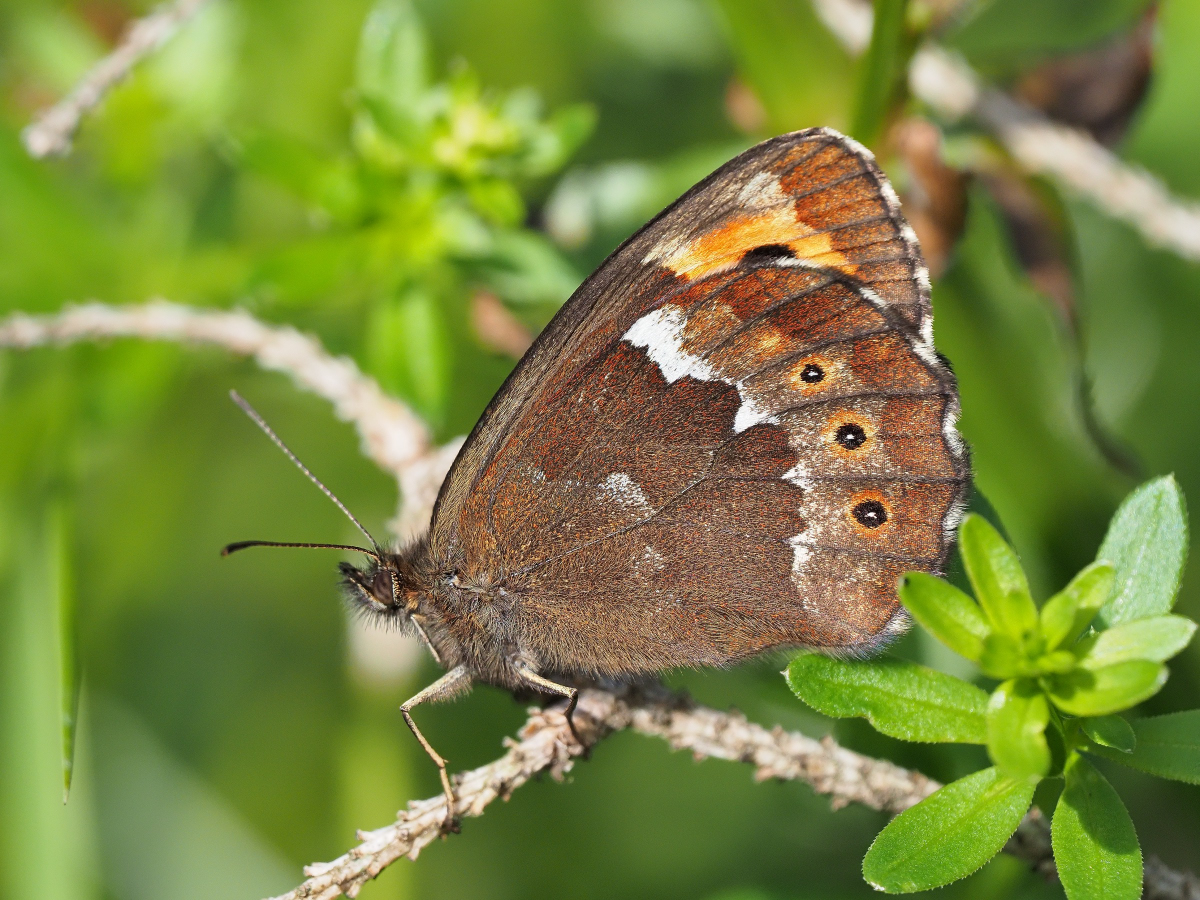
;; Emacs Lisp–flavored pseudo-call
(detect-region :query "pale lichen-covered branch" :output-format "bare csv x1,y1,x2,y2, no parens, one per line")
266,683,1199,900
0,301,435,495
22,0,213,158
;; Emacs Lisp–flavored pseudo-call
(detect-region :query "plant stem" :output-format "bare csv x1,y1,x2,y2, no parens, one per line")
850,0,913,149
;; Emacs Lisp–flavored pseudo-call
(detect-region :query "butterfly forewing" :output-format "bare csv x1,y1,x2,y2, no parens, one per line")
428,128,968,677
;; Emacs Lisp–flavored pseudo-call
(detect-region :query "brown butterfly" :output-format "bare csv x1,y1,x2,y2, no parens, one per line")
227,128,970,825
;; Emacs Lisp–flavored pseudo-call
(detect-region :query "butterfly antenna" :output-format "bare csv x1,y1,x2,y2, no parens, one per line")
221,540,380,559
229,390,381,552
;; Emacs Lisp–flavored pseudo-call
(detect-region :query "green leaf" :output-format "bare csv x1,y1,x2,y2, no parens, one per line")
356,93,423,150
1081,715,1136,753
1075,615,1196,668
524,103,596,176
467,178,525,226
898,571,990,661
365,288,451,426
1096,476,1189,628
474,229,582,307
356,0,429,114
960,514,1038,639
786,654,987,744
1033,776,1063,817
1040,562,1115,650
238,134,366,222
1052,755,1141,900
1092,711,1200,784
943,488,1011,597
987,680,1051,780
979,632,1028,679
863,767,1035,892
1033,650,1077,674
850,0,912,149
1047,661,1167,717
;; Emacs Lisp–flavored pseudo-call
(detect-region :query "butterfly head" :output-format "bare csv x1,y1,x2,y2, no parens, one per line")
339,553,421,622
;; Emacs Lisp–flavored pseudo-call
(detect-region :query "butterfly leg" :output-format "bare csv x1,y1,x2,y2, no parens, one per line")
513,662,585,750
400,664,472,832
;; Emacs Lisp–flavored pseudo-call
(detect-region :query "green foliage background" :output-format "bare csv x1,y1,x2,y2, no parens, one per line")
1,1,1197,898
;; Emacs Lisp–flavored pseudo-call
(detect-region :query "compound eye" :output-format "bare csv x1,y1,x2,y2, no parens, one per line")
371,568,396,606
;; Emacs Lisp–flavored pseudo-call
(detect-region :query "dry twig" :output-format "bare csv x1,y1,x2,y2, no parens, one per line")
22,0,212,158
811,0,1200,261
3,302,1196,899
265,683,939,900
267,683,1199,900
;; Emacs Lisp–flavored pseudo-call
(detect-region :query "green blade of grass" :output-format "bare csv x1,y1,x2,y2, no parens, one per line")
51,502,78,803
850,0,912,148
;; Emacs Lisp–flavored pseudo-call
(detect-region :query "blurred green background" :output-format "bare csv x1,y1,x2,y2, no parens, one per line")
1,0,1197,898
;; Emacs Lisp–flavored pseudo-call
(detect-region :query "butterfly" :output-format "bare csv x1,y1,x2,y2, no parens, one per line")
228,127,970,825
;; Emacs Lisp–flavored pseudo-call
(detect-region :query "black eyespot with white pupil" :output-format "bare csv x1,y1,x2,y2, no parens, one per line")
800,363,824,384
835,423,867,450
852,500,888,529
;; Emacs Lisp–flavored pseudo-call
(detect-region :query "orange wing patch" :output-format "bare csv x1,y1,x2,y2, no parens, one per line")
648,205,857,282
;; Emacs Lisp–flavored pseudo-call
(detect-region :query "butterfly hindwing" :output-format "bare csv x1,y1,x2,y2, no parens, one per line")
427,128,968,676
